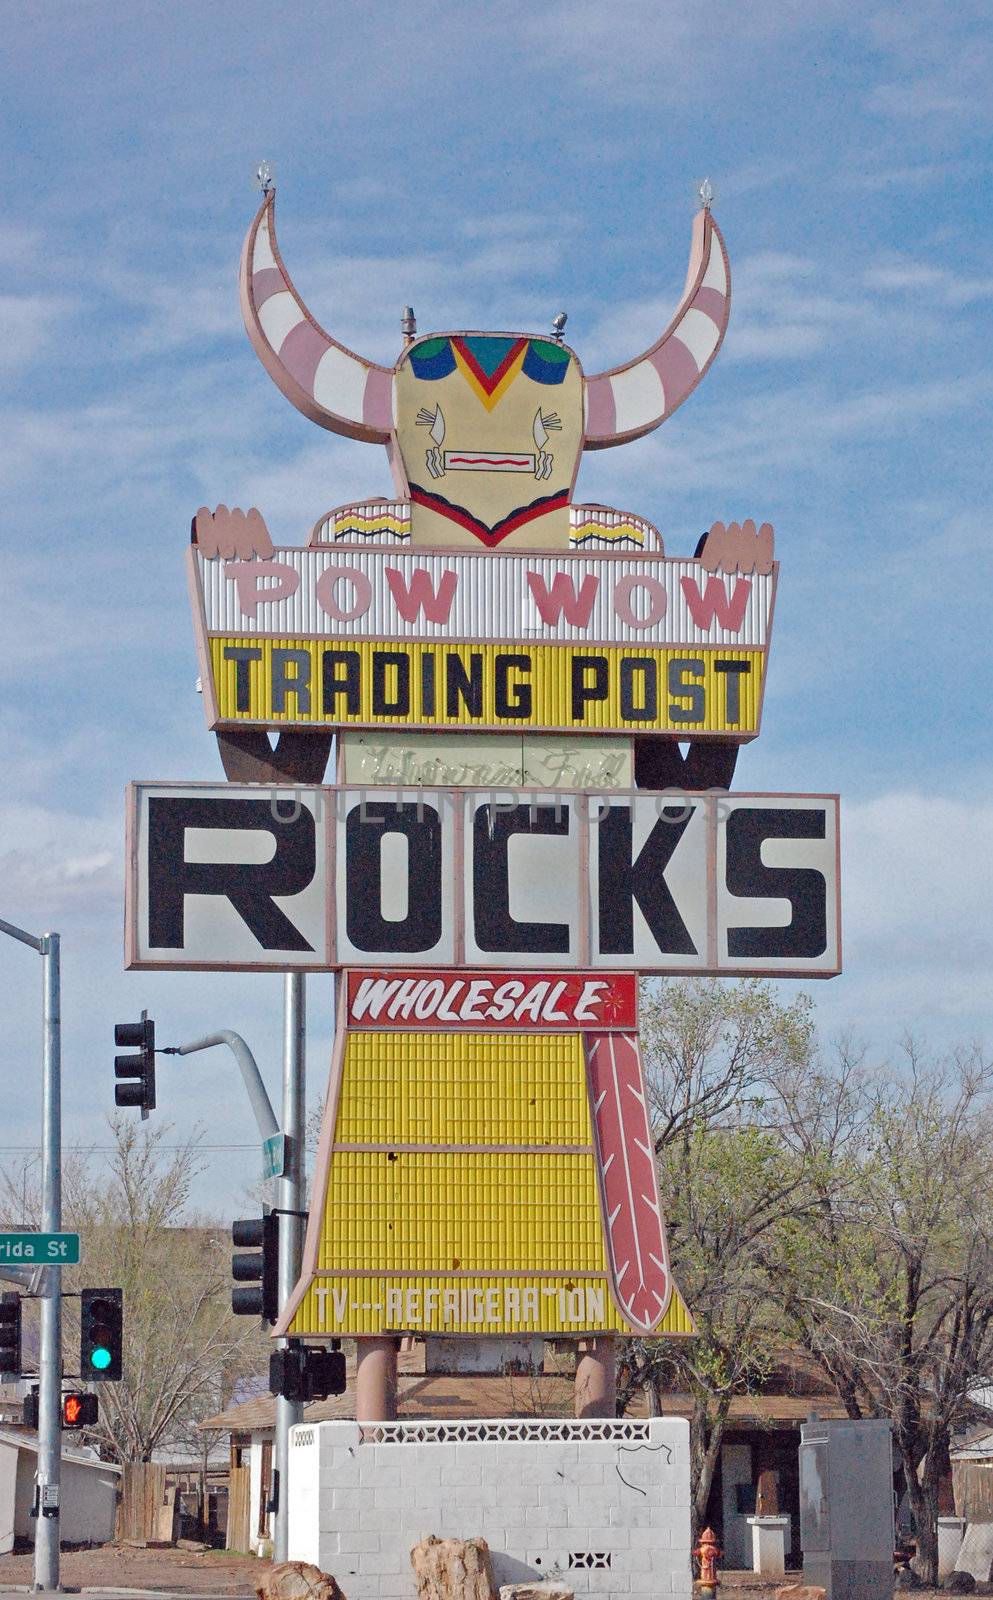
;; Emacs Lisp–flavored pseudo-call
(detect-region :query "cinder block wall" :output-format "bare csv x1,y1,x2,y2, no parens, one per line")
287,1417,691,1599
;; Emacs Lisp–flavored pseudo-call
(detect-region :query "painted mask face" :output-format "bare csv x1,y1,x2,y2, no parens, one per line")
240,188,731,550
393,335,584,549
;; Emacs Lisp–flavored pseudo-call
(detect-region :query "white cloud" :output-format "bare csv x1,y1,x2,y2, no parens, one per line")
863,258,993,307
818,788,993,1039
0,802,119,922
0,292,73,371
837,161,960,192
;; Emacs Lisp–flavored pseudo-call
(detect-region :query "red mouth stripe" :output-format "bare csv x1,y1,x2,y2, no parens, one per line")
448,455,531,466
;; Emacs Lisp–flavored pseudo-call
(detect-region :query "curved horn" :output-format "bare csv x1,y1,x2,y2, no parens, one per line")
583,206,730,450
240,190,393,444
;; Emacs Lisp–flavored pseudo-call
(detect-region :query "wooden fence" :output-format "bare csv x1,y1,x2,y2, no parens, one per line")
226,1466,251,1552
115,1463,174,1543
953,1458,993,1522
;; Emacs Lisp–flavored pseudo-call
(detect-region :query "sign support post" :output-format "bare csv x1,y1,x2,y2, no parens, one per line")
273,971,306,1562
0,918,62,1593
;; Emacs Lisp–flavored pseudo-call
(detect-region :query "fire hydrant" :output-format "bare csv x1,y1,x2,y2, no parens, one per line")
694,1526,722,1595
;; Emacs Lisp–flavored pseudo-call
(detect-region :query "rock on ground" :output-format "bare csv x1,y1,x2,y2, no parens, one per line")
410,1536,497,1600
255,1559,347,1600
498,1585,575,1600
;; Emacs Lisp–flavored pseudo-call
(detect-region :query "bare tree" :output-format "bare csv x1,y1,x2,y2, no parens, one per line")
776,1040,993,1585
1,1118,266,1463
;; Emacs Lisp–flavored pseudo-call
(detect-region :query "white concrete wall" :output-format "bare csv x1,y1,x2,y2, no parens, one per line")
288,1417,691,1600
0,1444,18,1554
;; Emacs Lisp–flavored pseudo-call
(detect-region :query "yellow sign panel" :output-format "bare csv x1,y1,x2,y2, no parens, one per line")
289,1273,694,1338
282,1028,693,1339
209,636,763,736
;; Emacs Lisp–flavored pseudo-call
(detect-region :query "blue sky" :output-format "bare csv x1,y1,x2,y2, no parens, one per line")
1,0,991,1214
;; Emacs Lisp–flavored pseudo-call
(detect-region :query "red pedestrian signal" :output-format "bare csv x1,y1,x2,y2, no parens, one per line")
62,1392,98,1429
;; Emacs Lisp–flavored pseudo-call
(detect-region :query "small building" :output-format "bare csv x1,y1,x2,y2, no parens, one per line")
202,1346,606,1555
0,1428,121,1553
951,1424,993,1523
201,1345,849,1564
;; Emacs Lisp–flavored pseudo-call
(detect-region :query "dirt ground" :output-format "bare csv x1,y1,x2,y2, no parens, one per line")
0,1544,266,1593
0,1550,983,1598
717,1572,990,1599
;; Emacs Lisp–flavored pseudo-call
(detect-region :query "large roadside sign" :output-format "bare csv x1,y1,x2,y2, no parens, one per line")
190,546,774,739
125,781,840,976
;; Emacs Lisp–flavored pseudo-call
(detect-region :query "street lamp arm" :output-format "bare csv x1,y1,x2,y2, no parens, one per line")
0,1264,44,1292
171,1031,279,1141
0,917,44,952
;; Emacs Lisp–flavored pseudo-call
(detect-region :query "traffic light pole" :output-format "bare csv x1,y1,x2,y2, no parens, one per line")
273,972,306,1562
0,919,62,1592
37,932,62,1592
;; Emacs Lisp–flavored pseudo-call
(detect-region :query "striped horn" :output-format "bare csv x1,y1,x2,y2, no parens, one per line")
583,206,730,450
240,190,394,444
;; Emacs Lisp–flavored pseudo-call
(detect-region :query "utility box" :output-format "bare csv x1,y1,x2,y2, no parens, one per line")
799,1417,894,1600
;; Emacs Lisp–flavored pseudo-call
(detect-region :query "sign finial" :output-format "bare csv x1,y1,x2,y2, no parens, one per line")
697,176,715,210
256,161,274,196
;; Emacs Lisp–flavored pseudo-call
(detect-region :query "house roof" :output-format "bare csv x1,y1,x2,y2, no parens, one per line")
201,1363,602,1432
0,1428,122,1472
200,1344,849,1434
952,1426,993,1460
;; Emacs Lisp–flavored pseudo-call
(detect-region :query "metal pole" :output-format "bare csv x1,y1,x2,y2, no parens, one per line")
35,932,61,1592
273,972,305,1562
173,1032,279,1141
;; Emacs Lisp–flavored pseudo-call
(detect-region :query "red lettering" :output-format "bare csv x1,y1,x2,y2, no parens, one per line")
224,559,300,620
526,571,600,627
679,574,751,632
386,566,459,624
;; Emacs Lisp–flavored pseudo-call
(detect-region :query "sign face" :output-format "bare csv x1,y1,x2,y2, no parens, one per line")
279,1020,696,1340
346,970,638,1030
190,546,773,740
262,1132,287,1180
126,783,841,977
341,732,633,790
0,1232,80,1265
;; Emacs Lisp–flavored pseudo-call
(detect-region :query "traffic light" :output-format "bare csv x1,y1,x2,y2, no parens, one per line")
62,1392,98,1430
231,1212,279,1322
269,1344,346,1402
114,1012,156,1114
80,1287,123,1381
23,1386,38,1429
0,1294,21,1376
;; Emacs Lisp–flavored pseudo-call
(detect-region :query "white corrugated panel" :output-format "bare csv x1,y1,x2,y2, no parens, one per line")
196,549,773,647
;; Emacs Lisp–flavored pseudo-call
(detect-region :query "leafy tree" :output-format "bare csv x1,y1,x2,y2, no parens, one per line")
620,978,820,1534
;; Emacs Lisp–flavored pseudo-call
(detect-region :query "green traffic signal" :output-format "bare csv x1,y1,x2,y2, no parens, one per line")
80,1288,123,1381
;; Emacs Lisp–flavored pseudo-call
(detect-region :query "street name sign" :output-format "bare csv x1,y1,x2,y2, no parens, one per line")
0,1231,80,1265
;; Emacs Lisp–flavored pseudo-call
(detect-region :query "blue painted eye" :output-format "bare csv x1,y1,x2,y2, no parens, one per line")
523,339,571,385
409,338,457,380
